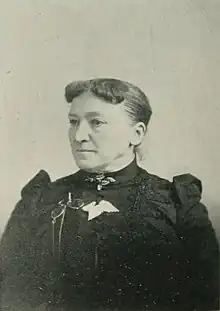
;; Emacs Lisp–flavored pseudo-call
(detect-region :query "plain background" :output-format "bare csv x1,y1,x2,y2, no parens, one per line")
0,0,220,238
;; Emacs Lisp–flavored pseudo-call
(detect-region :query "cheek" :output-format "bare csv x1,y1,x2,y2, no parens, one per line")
98,128,131,150
106,126,131,142
68,127,75,143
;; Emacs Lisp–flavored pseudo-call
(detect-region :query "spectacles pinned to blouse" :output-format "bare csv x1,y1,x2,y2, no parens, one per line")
51,191,119,260
51,193,84,222
51,192,85,259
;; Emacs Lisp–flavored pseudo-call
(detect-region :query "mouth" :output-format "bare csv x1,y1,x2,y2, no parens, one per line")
76,149,96,153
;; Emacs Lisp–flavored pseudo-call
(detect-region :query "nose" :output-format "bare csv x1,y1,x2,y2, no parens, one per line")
74,120,90,142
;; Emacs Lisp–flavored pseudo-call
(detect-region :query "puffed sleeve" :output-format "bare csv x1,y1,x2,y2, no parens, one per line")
0,170,52,310
172,173,219,310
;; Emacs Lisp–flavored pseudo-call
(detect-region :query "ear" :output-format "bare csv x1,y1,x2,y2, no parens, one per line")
130,122,146,146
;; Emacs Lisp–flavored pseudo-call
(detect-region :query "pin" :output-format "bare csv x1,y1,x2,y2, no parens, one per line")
67,193,84,210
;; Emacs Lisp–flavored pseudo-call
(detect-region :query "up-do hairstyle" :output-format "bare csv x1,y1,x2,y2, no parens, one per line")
65,78,152,127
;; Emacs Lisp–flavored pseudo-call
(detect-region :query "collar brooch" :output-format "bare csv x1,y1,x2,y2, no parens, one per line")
85,174,116,190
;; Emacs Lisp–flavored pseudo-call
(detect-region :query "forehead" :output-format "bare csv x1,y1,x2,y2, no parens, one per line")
68,92,128,119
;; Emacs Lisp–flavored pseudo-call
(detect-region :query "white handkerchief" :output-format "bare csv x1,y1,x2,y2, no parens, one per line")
82,200,119,221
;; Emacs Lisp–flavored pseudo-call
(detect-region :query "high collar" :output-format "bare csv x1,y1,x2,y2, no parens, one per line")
78,158,139,187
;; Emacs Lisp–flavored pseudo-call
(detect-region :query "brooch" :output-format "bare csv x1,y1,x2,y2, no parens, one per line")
85,174,116,190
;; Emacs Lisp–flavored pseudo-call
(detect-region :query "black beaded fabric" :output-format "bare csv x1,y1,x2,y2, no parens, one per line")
0,160,219,311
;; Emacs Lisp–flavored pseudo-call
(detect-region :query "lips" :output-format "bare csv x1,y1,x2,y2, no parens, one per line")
76,149,96,152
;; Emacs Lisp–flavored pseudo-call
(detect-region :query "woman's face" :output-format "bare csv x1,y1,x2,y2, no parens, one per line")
68,93,144,172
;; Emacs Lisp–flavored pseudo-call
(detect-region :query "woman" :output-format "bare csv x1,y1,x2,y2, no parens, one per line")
0,78,219,311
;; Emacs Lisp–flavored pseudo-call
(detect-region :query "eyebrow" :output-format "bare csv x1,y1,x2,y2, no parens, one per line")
68,112,103,118
68,113,78,118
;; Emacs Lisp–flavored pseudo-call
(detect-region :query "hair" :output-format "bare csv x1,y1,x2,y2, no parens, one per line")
65,78,152,160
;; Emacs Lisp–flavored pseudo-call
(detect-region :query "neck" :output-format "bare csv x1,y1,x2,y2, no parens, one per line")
104,154,136,173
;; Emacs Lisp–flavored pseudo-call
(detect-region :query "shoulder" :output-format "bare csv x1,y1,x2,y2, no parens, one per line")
139,168,214,232
20,169,80,198
20,169,51,198
51,170,80,187
139,167,203,204
171,173,211,228
172,173,202,206
138,167,173,205
1,169,80,248
3,170,80,223
140,166,202,190
139,167,206,217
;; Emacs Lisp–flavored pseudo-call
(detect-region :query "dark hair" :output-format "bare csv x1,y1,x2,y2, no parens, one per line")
65,78,152,126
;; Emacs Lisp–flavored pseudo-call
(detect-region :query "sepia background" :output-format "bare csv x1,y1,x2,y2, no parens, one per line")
0,0,220,238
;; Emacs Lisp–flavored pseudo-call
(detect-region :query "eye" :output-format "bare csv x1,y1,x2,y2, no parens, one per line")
69,119,79,126
90,119,106,127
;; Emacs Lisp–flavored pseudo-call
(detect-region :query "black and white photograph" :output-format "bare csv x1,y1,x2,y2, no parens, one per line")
0,1,219,310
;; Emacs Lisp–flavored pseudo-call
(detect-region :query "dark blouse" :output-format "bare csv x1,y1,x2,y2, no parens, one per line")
0,160,219,311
